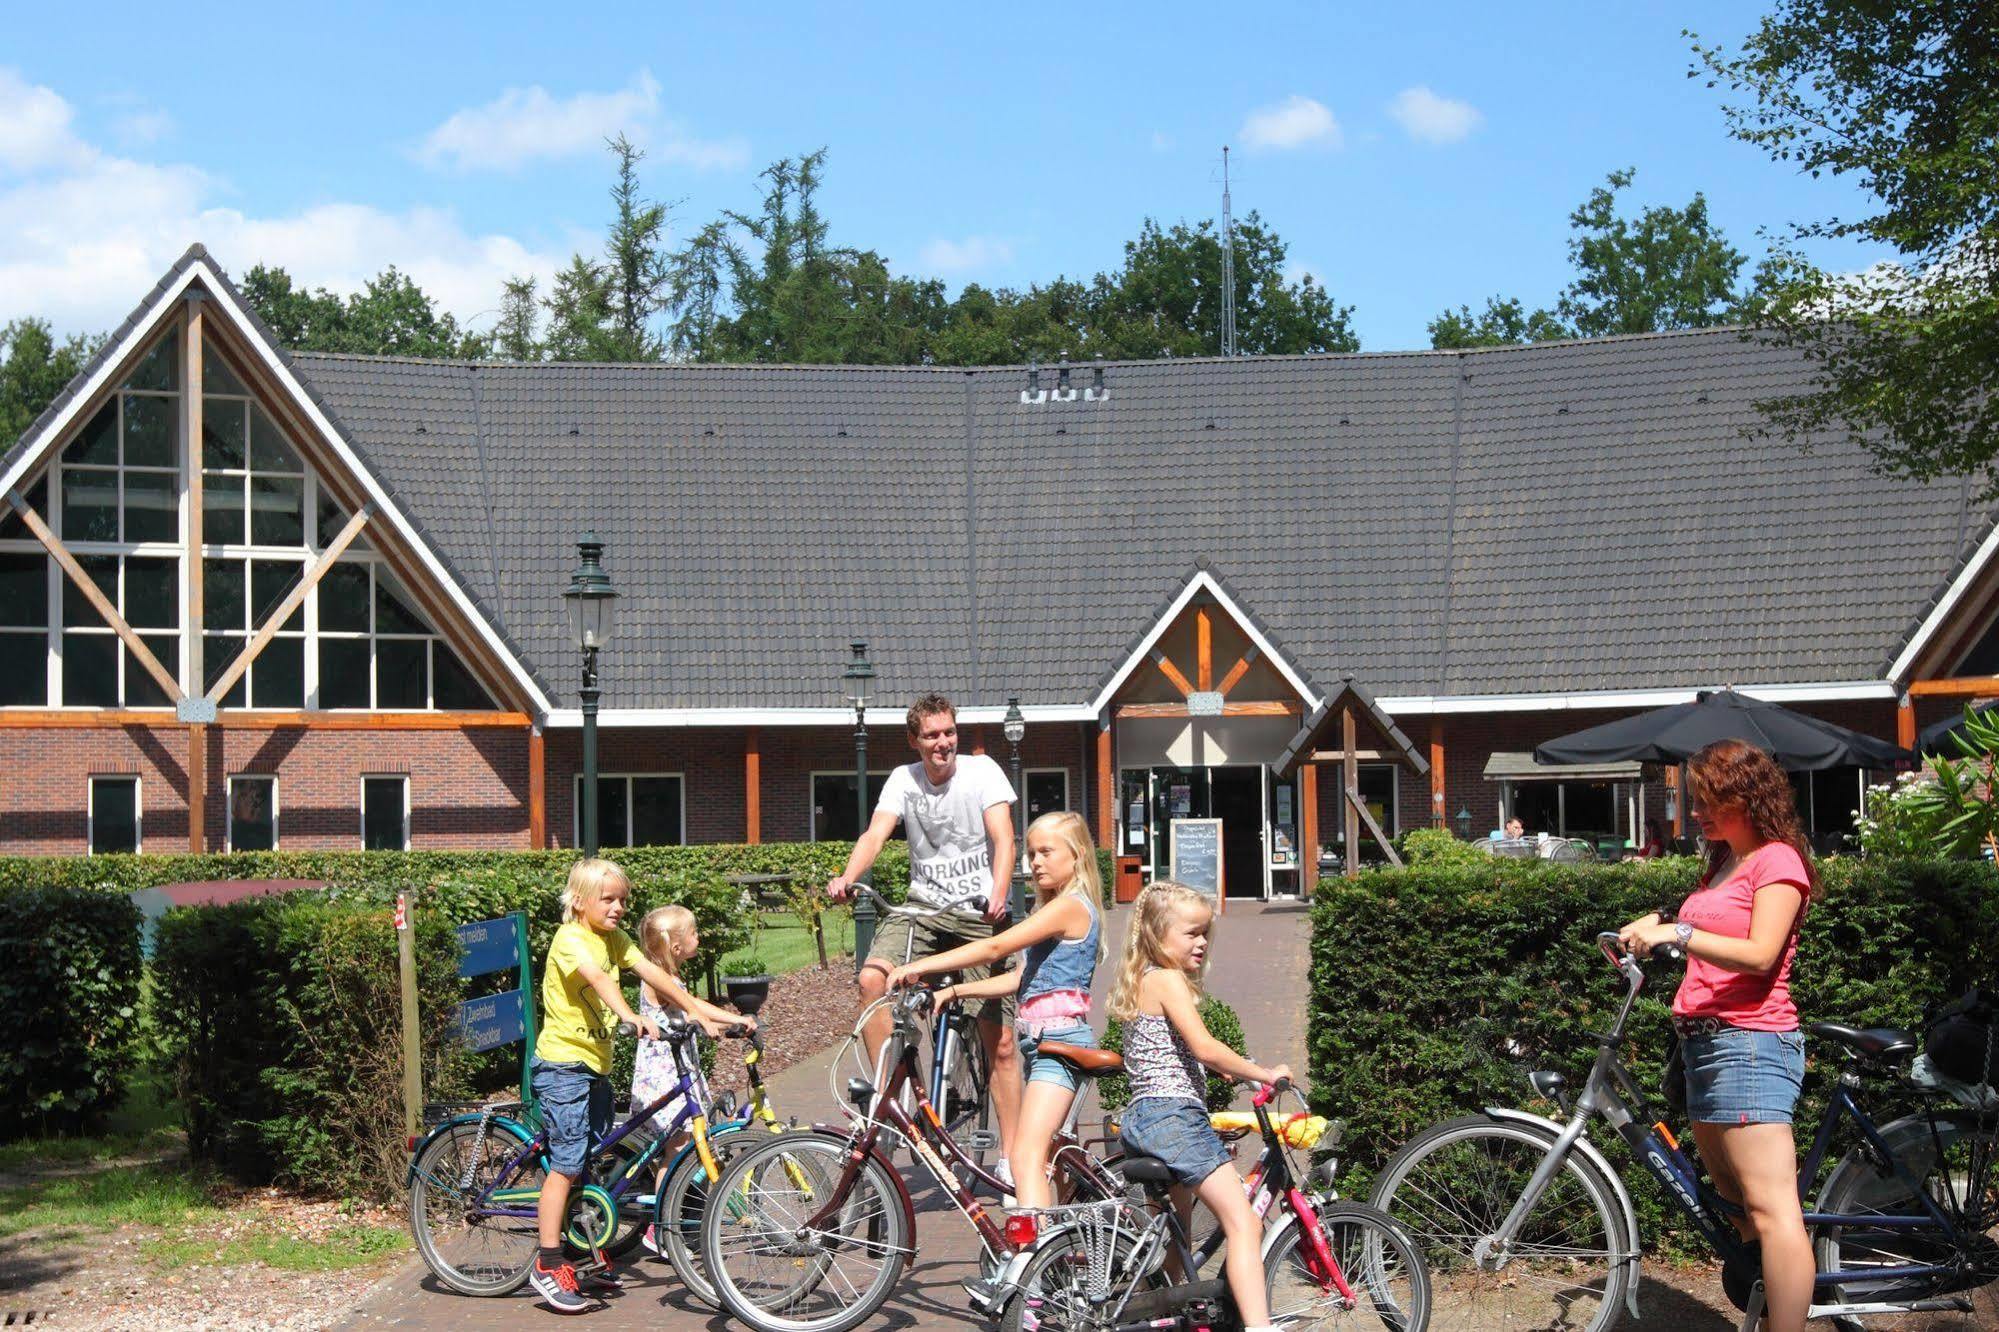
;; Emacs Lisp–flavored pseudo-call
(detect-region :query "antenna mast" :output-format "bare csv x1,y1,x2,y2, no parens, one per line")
1220,146,1238,357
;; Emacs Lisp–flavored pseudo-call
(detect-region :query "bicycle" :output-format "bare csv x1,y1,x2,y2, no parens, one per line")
699,983,1127,1332
1007,1077,1431,1331
1367,930,1999,1332
405,1013,757,1299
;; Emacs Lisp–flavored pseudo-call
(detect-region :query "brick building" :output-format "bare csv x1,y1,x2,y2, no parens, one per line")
3,245,1993,894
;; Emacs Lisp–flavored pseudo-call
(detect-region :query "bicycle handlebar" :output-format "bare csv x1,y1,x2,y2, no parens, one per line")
849,883,934,919
615,1017,759,1041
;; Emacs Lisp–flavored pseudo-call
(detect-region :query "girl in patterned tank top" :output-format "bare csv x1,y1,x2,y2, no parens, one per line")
1107,881,1291,1332
888,811,1104,1209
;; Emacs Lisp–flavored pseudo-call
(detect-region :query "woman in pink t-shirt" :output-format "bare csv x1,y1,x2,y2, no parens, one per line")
1618,739,1814,1332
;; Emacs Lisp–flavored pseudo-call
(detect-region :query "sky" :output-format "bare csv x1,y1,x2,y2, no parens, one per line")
1,2,1894,353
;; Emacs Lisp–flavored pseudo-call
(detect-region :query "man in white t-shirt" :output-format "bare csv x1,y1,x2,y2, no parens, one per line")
826,692,1022,1176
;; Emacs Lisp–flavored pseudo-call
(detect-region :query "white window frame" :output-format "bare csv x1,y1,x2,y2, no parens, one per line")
571,772,688,848
360,774,410,851
87,774,141,855
226,773,279,852
808,768,895,843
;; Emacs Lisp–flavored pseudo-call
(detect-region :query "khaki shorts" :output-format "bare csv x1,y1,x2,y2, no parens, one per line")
866,906,1014,1024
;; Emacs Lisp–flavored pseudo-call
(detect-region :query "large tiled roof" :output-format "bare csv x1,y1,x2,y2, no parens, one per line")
290,329,1982,711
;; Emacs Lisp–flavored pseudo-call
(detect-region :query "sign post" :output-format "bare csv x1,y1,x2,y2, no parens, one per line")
454,912,536,1103
396,893,423,1137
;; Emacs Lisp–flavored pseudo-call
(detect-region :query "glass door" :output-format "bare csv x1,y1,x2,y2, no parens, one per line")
1147,766,1210,880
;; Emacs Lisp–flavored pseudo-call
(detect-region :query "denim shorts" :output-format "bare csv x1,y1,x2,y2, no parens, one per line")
532,1057,613,1177
1017,1022,1097,1093
1683,1028,1806,1125
1119,1096,1231,1188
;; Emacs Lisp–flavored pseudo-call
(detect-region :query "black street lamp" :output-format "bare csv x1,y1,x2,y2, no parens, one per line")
1003,696,1028,921
842,641,876,966
564,535,618,856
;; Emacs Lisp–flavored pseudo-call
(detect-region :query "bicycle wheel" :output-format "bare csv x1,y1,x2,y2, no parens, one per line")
999,1214,1159,1332
1265,1200,1431,1332
1368,1115,1630,1332
658,1125,752,1308
1815,1109,1999,1326
701,1130,910,1332
942,1013,992,1164
407,1117,545,1296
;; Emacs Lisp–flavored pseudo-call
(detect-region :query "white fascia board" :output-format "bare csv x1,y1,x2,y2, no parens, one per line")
1377,680,1897,716
1085,570,1319,716
1888,522,1999,683
191,262,554,717
544,704,1102,728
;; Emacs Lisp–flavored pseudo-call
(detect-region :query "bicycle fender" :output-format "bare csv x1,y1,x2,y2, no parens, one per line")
1480,1106,1644,1322
405,1112,534,1188
802,1125,920,1237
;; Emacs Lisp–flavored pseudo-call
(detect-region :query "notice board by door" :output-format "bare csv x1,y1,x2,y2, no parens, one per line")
1168,817,1225,911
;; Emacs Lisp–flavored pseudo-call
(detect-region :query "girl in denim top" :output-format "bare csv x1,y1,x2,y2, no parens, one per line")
888,810,1102,1209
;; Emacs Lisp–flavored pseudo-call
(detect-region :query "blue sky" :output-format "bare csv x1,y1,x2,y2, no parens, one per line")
3,2,1891,352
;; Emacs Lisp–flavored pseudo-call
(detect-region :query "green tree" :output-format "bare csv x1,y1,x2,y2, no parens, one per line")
1692,3,1999,491
1429,296,1569,349
1556,168,1749,336
542,256,617,361
493,276,540,361
238,264,487,358
2,319,102,446
600,134,674,360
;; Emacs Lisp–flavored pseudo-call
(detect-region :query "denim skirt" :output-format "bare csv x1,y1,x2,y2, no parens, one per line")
1682,1027,1805,1126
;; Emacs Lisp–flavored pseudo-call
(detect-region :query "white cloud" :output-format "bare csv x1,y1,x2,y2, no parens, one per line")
1387,86,1481,145
112,108,174,146
415,69,747,173
0,69,568,337
1238,95,1342,152
918,235,1015,274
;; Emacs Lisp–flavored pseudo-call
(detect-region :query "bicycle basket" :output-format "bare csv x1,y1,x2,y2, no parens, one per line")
1924,987,1999,1089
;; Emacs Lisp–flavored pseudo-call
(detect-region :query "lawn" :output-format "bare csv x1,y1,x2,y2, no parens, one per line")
716,908,855,977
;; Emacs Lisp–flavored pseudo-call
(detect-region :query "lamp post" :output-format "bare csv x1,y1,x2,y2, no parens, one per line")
1003,696,1027,922
842,641,876,967
564,535,618,856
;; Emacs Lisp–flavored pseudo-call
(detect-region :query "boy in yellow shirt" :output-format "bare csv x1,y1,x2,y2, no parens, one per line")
528,858,748,1313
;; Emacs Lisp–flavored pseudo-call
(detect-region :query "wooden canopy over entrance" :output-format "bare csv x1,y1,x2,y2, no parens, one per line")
1274,673,1430,890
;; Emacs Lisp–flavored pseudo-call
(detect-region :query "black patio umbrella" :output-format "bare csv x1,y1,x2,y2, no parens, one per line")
1534,689,1910,773
1919,701,1999,757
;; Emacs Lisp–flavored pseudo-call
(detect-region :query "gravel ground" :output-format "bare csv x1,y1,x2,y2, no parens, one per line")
706,955,859,1099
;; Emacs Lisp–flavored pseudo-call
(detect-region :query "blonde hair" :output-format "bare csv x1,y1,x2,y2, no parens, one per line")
1026,810,1105,964
560,857,630,924
1107,879,1213,1021
638,905,696,977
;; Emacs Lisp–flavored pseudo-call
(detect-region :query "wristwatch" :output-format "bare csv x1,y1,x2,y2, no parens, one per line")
1673,921,1695,948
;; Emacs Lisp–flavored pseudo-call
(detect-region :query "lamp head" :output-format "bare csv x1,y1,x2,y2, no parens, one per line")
564,534,618,650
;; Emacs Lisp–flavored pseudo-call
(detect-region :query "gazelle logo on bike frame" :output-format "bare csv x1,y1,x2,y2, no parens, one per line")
1646,1141,1710,1227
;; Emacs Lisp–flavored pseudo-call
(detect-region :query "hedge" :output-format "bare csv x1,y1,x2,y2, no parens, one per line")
1098,995,1249,1114
152,893,470,1200
0,885,143,1139
1307,857,1999,1250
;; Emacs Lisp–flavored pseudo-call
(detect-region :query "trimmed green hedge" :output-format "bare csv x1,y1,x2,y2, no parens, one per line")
1308,857,1999,1250
1099,995,1248,1114
0,886,143,1139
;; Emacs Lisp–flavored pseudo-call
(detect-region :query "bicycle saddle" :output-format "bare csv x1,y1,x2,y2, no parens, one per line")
1808,1022,1917,1061
1034,1040,1124,1075
1119,1154,1177,1189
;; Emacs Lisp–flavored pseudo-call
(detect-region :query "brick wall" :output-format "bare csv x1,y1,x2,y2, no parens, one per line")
0,723,529,856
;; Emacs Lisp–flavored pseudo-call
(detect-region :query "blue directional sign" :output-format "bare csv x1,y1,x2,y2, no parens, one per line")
457,988,528,1053
457,917,522,979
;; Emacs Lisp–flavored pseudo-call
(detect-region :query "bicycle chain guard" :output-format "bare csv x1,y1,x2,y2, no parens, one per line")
562,1183,621,1251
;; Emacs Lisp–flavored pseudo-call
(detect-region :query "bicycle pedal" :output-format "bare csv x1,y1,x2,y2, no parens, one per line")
966,1130,1000,1152
961,1276,1005,1314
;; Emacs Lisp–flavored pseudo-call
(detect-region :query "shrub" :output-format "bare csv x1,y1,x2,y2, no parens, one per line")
1854,772,1948,858
152,893,468,1200
1307,856,1999,1250
1099,994,1248,1114
1398,827,1489,866
0,886,143,1139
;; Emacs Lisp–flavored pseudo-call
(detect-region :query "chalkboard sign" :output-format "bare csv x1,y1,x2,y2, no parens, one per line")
1169,818,1224,901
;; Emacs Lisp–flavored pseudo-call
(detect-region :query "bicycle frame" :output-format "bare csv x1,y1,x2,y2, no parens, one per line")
1486,931,1979,1313
1178,1086,1348,1295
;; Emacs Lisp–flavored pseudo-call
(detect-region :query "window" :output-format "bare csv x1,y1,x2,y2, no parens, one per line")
1024,769,1069,824
228,775,277,851
89,776,139,854
316,561,494,710
1356,764,1400,840
811,771,894,842
573,774,684,847
362,776,408,850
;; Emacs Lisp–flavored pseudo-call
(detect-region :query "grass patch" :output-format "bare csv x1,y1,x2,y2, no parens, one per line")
145,1222,408,1272
718,911,854,978
0,1124,181,1172
0,1164,222,1240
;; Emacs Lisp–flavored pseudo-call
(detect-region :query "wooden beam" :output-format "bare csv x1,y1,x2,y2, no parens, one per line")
205,503,372,703
1116,699,1301,720
186,301,206,855
1907,677,1999,699
744,727,762,844
1342,706,1360,879
528,724,546,849
1196,608,1213,692
222,709,529,730
1666,765,1682,838
0,710,188,729
1299,764,1319,897
1430,717,1446,828
7,489,184,702
1096,722,1114,849
1215,646,1259,697
1897,696,1916,751
1152,650,1196,698
1306,748,1390,763
1347,785,1403,868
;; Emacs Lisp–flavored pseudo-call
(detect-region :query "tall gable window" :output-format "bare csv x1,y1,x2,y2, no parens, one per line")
0,326,497,712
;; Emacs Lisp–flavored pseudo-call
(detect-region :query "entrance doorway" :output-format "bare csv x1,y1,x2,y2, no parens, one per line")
1211,766,1265,899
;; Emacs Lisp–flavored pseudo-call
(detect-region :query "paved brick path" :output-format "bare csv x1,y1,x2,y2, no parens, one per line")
335,900,1747,1330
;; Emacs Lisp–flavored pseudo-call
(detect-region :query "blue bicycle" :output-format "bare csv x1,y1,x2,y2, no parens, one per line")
1369,931,1998,1331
